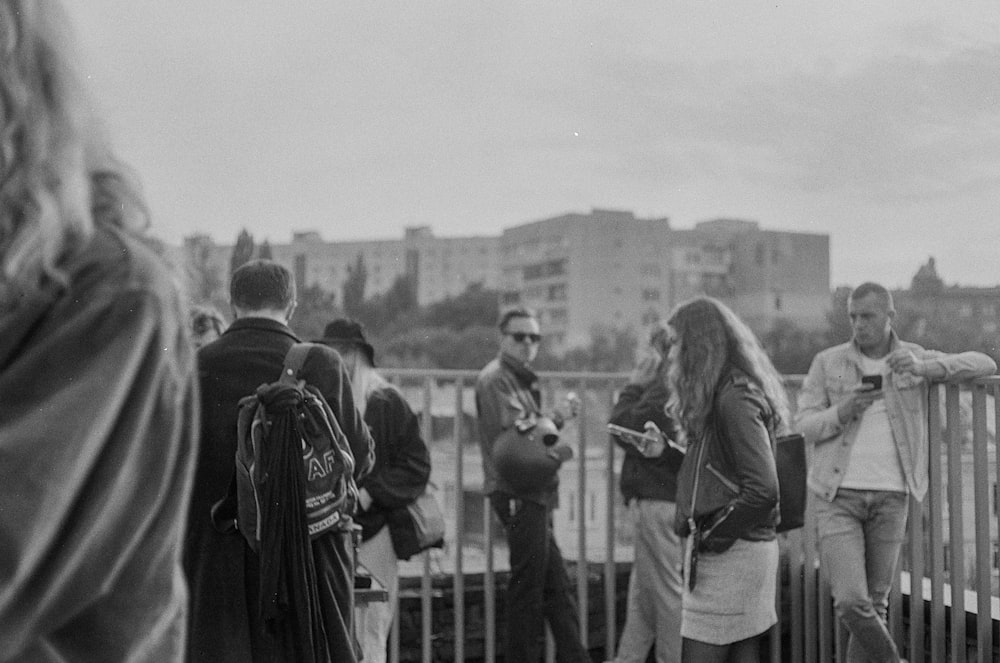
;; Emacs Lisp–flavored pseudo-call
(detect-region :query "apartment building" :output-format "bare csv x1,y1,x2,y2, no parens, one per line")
183,226,500,307
499,210,829,352
183,210,828,348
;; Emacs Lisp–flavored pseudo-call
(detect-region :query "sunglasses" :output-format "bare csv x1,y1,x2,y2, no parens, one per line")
506,332,542,344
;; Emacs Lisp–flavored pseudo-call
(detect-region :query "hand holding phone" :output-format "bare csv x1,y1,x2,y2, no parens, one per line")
608,423,658,454
861,374,882,391
608,423,667,457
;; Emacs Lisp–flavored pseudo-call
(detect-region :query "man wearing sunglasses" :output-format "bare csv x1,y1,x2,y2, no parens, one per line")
475,307,588,663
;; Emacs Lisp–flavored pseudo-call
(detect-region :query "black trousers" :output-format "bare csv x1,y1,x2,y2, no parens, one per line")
492,493,590,663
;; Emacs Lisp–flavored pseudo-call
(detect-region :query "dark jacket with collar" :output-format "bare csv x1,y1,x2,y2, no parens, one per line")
184,316,374,663
675,367,779,549
355,385,431,543
475,352,560,506
609,379,684,503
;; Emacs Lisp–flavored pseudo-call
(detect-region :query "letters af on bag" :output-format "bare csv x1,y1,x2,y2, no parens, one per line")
388,483,446,560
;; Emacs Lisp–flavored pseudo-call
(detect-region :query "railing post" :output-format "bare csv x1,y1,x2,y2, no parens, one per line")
421,376,434,663
604,379,618,663
971,382,992,663
945,384,966,662
484,490,495,663
453,379,465,663
906,496,925,663
927,384,946,662
575,380,588,653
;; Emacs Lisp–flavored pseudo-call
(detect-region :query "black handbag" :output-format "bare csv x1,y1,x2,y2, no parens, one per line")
387,483,445,560
773,433,806,533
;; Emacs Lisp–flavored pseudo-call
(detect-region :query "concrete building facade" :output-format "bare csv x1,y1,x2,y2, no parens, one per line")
498,210,829,352
183,226,500,307
182,209,829,350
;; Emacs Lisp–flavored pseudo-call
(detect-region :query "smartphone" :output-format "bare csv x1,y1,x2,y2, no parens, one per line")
607,423,659,452
861,374,883,390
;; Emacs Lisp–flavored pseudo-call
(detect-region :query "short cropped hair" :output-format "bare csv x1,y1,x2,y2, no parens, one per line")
498,306,537,333
230,260,296,311
850,282,894,312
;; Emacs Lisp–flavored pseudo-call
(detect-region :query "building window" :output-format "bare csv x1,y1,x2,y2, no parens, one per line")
549,308,568,324
502,291,521,305
548,284,567,301
959,304,973,318
524,259,567,280
642,288,660,302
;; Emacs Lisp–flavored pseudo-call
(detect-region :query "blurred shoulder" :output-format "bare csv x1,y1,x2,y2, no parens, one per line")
476,357,503,385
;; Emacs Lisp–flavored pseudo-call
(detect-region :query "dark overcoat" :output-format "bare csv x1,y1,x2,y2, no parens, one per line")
183,317,373,663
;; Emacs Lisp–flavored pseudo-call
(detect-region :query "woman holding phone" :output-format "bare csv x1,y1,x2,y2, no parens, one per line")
665,297,789,663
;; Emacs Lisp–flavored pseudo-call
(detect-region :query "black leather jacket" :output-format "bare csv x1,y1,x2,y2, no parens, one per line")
675,368,779,550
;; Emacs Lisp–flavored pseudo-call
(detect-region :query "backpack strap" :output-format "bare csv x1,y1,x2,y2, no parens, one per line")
280,342,314,385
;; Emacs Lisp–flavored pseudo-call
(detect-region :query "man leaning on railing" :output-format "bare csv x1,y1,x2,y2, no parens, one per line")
795,281,996,663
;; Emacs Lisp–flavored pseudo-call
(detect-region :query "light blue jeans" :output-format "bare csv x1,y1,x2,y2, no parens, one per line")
815,489,909,663
614,499,684,663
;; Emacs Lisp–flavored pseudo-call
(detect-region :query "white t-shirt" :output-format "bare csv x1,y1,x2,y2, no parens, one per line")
840,355,907,492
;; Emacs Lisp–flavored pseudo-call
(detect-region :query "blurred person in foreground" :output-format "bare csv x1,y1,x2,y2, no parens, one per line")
797,282,995,663
0,2,198,660
185,260,374,663
317,318,431,663
190,304,227,348
475,307,588,663
667,298,789,663
606,323,684,663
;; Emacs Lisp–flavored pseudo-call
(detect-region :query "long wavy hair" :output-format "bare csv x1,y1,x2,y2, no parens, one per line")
665,297,789,442
0,1,149,305
328,342,393,420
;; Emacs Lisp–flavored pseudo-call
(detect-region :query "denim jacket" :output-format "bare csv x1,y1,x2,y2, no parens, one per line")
796,332,995,502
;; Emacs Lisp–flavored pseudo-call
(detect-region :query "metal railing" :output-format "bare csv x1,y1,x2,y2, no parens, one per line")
378,369,1000,663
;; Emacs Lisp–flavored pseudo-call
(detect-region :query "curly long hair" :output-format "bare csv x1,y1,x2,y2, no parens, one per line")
0,1,148,304
665,297,789,441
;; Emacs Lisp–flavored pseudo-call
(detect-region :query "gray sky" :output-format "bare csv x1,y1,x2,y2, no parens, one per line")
66,2,1000,288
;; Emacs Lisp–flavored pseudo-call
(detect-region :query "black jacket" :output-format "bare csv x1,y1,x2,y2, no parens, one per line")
675,368,779,549
609,380,683,503
356,386,431,542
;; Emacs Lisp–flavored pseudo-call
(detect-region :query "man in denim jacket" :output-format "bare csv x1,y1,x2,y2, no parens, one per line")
796,282,995,663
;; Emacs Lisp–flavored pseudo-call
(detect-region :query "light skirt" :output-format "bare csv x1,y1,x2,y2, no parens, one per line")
681,536,778,645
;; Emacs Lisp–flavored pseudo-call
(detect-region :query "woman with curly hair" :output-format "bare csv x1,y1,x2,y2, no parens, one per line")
0,2,197,660
665,297,789,663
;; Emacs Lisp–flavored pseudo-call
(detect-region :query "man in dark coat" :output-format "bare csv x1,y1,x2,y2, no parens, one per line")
184,259,374,663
